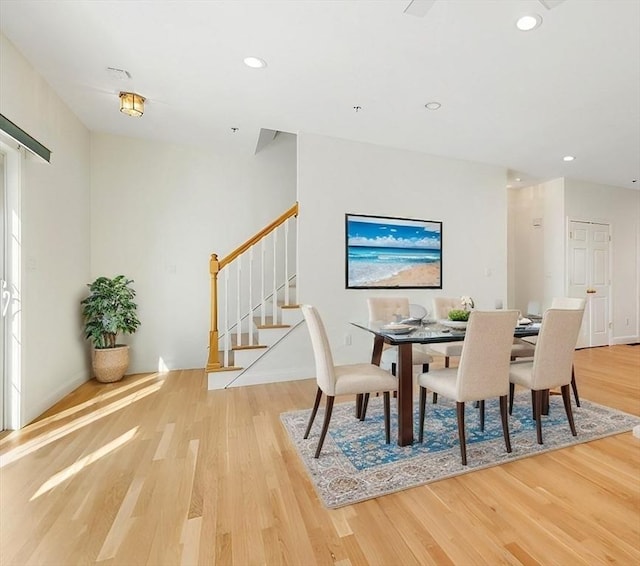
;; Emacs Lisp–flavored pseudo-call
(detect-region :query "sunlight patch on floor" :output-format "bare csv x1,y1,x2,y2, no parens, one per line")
30,427,138,500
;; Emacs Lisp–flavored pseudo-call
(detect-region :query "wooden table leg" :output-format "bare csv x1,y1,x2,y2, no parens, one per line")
396,342,414,446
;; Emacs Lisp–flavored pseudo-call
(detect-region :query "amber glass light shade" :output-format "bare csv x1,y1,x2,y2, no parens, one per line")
119,92,145,117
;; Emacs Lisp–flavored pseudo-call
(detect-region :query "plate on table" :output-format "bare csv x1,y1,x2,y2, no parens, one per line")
381,323,415,335
439,319,468,330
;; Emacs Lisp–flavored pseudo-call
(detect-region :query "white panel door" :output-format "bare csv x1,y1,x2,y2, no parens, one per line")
568,221,611,348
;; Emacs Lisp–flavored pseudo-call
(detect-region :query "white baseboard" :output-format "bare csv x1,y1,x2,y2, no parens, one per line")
611,335,640,345
23,370,89,426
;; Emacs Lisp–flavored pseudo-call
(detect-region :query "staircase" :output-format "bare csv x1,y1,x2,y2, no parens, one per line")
207,203,304,389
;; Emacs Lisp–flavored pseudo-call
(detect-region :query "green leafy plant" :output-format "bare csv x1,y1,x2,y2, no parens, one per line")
81,275,141,349
448,309,470,322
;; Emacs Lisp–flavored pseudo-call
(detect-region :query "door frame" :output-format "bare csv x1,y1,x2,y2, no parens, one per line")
566,217,612,348
0,136,23,431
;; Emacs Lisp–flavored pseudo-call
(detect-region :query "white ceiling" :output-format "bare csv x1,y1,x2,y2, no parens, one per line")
1,0,639,189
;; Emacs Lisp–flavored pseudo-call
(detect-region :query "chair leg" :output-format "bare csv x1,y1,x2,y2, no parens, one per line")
479,400,485,432
391,363,398,399
445,356,450,368
304,387,322,439
418,386,427,443
500,395,512,454
531,390,537,420
571,364,581,407
383,391,391,444
534,390,543,445
360,393,370,421
541,390,550,415
432,392,438,404
509,382,515,415
456,402,467,466
562,384,578,437
314,396,335,458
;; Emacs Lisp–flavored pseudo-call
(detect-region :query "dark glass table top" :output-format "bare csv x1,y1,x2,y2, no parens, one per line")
351,320,540,345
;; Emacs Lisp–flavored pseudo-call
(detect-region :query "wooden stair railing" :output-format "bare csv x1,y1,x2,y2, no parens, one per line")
207,202,299,372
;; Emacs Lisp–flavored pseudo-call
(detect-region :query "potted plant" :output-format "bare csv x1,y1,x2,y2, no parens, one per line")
81,275,141,383
448,296,475,322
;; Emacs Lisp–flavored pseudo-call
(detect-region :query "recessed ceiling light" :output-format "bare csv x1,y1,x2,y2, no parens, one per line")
563,155,576,162
516,14,542,31
425,101,441,110
243,56,267,69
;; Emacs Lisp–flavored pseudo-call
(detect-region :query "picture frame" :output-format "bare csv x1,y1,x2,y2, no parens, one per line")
345,213,443,289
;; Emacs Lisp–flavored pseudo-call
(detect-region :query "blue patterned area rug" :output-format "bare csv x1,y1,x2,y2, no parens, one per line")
280,394,640,508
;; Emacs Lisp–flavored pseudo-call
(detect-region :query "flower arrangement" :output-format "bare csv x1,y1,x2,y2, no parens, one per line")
460,296,475,311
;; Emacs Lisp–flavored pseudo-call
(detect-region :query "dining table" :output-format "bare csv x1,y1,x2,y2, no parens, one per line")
351,319,541,446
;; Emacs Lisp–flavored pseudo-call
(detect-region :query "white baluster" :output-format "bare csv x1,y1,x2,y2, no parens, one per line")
248,247,254,346
224,268,229,367
284,220,290,306
261,240,266,326
272,229,278,323
236,256,242,347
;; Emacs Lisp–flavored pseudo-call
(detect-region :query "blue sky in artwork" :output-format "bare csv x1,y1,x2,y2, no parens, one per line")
347,217,441,250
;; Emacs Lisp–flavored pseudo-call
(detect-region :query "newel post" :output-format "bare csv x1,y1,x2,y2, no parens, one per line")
206,253,221,371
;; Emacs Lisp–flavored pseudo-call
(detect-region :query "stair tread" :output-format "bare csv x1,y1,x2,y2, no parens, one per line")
208,365,243,373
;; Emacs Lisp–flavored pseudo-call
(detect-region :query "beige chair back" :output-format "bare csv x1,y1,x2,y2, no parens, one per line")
551,297,586,310
531,309,584,390
300,305,337,396
367,297,410,324
455,310,519,402
433,297,460,320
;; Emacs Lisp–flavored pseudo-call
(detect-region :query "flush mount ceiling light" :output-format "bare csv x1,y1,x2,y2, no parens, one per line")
425,101,441,110
119,92,145,117
563,155,576,162
516,14,543,31
244,56,267,69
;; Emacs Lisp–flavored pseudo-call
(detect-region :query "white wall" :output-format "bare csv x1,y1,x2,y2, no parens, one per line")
564,179,640,342
297,133,508,364
507,184,546,313
90,132,296,373
0,33,91,425
509,177,639,343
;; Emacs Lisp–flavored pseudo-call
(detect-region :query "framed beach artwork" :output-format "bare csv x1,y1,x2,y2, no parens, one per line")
345,213,442,289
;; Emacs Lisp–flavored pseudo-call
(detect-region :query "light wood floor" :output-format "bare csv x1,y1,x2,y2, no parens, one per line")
1,345,638,565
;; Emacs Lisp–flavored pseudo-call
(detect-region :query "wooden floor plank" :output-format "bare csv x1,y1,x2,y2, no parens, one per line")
0,346,638,565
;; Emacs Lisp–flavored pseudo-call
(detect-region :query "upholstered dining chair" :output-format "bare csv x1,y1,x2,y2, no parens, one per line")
300,304,398,458
367,297,433,376
418,310,520,465
514,297,585,406
429,297,464,368
508,308,584,445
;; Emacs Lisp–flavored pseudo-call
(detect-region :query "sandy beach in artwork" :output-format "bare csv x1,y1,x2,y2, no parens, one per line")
362,261,441,287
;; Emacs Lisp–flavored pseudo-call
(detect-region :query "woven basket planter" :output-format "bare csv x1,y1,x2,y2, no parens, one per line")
92,345,130,383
